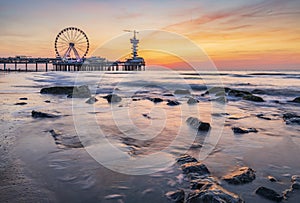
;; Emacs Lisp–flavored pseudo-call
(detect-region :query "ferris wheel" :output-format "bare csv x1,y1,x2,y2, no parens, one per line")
54,27,89,61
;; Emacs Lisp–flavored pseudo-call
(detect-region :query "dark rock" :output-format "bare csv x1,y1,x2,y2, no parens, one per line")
257,113,272,120
165,190,185,203
186,117,211,131
223,167,256,184
291,97,300,103
49,129,83,148
19,97,28,100
31,110,59,118
174,89,190,95
142,113,151,119
67,85,91,98
232,127,258,134
85,96,98,104
176,154,198,165
291,175,300,189
255,186,283,202
204,87,230,95
15,102,27,105
268,176,277,182
167,100,181,106
228,89,252,97
187,97,198,104
213,96,227,103
283,112,299,120
103,94,122,103
186,184,244,203
41,86,74,94
251,89,266,94
243,95,264,102
44,100,51,103
283,113,300,125
41,85,91,98
163,93,174,97
148,97,163,103
215,91,226,97
190,177,218,189
181,162,210,176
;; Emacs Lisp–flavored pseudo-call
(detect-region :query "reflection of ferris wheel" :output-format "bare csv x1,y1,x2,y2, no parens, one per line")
54,27,89,61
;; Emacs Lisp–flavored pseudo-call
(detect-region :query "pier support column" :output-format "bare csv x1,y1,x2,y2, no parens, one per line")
25,63,28,72
4,63,6,71
15,62,17,71
36,63,38,72
45,63,48,72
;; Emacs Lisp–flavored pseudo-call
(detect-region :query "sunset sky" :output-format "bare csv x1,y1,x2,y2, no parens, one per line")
1,0,300,70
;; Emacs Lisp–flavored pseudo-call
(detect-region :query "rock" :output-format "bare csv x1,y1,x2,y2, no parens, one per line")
251,89,266,94
204,87,230,95
190,177,217,189
283,112,299,120
213,96,227,103
232,127,258,134
68,85,91,98
187,97,198,104
31,110,59,118
222,167,256,184
181,162,210,176
49,129,83,148
167,100,181,106
283,113,300,125
176,154,198,165
148,97,163,103
103,94,122,103
174,89,190,95
15,102,27,105
291,97,300,103
257,113,272,120
255,186,283,202
228,89,252,97
163,93,174,97
85,96,98,104
243,95,264,102
186,117,211,131
165,190,185,203
142,113,151,119
291,175,300,189
19,97,28,100
268,176,277,182
40,85,91,98
186,184,244,203
44,100,51,103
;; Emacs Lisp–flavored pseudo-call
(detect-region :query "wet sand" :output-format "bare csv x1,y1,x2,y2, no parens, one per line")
1,71,300,202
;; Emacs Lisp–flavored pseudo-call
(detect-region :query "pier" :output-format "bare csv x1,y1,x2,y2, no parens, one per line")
0,27,145,72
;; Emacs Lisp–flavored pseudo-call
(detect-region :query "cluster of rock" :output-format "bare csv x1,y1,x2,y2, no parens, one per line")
202,87,265,103
165,154,245,203
283,112,300,125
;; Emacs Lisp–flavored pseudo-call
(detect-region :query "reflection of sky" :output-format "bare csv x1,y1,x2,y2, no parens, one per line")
0,0,300,69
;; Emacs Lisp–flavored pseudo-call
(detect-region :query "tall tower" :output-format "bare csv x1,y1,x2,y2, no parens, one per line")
130,30,139,59
124,30,139,59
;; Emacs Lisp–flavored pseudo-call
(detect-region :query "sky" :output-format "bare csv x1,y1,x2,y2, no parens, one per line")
0,0,300,70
